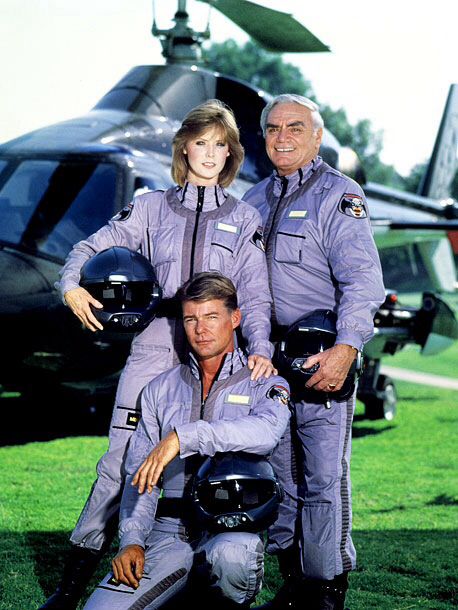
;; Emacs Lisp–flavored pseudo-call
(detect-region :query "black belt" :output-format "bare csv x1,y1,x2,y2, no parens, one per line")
156,497,190,519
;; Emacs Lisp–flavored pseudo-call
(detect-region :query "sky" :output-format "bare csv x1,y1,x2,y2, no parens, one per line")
1,0,457,176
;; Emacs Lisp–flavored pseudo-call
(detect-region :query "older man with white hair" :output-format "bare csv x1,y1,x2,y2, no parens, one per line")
244,94,385,609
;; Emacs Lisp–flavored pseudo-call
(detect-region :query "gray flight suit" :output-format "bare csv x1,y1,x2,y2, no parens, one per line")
83,348,291,609
57,183,272,551
243,157,386,579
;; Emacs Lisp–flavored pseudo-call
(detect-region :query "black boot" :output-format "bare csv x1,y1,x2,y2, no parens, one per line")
38,546,104,609
253,548,299,609
306,573,349,610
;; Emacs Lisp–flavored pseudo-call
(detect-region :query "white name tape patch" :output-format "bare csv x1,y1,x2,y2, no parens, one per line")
288,210,308,218
217,222,238,234
226,394,251,405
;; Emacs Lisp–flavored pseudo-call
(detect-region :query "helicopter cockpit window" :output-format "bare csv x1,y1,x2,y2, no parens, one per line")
0,159,118,260
0,160,54,243
133,176,165,198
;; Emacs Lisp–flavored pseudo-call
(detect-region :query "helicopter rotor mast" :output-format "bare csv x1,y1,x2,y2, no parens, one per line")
152,0,330,65
152,0,210,64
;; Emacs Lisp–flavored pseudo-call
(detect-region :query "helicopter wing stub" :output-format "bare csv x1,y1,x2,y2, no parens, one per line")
373,220,458,231
197,0,330,53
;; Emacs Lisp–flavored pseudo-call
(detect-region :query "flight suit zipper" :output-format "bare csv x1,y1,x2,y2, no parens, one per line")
199,357,225,419
265,176,288,325
189,186,205,278
265,176,288,249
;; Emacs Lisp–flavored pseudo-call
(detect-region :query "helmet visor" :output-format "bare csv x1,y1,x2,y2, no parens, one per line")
196,478,277,515
87,281,157,313
284,328,336,358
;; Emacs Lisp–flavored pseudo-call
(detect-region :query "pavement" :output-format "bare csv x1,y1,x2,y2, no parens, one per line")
381,365,458,391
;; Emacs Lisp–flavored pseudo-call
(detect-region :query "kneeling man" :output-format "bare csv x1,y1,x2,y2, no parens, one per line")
83,272,290,609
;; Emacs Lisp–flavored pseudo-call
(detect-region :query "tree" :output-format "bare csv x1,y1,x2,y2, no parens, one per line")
203,39,405,188
403,162,428,194
203,40,313,97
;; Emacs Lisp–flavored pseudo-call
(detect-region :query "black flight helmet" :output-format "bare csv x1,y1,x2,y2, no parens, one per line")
80,246,162,332
274,309,361,402
192,452,283,533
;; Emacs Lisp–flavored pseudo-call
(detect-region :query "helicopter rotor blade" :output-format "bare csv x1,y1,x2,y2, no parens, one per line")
197,0,330,53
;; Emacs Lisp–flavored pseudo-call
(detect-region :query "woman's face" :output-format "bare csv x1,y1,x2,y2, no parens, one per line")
184,126,230,186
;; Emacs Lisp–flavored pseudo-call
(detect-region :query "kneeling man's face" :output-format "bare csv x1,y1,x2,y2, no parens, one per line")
183,298,241,361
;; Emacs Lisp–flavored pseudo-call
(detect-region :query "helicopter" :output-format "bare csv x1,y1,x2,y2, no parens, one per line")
0,0,457,438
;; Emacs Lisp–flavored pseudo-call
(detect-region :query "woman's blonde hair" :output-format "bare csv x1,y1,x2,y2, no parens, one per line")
171,99,244,188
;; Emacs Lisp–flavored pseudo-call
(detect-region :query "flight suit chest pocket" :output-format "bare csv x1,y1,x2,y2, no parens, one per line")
148,225,178,266
209,222,240,273
274,218,307,264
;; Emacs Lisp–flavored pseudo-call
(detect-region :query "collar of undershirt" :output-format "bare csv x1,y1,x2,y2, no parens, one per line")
188,347,247,382
272,156,323,198
177,182,227,212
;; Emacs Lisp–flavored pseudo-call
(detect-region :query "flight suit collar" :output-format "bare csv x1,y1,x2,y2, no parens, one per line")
177,182,228,212
188,347,247,382
272,156,323,198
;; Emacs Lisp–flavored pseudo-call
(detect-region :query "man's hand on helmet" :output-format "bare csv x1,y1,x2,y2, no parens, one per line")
302,344,357,392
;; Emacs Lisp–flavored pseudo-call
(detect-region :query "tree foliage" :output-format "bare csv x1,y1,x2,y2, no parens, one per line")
203,40,313,97
203,39,411,190
403,162,428,194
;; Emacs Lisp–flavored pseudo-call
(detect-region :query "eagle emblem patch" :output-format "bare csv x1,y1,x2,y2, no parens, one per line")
251,226,265,251
267,384,290,406
338,194,367,219
111,202,134,222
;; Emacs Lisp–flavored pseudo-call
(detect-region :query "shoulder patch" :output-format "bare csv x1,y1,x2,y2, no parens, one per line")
111,202,134,222
338,194,367,219
126,411,141,428
250,226,265,251
267,384,290,406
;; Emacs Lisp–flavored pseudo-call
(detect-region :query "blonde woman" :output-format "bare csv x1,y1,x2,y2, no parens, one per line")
41,100,274,610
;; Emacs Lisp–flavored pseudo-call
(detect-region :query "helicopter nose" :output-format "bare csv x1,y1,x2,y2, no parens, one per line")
0,248,55,314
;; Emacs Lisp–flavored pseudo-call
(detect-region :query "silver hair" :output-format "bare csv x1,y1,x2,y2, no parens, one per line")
260,94,324,136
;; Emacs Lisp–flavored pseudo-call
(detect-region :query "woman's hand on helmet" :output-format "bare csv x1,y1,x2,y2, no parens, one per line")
64,287,104,332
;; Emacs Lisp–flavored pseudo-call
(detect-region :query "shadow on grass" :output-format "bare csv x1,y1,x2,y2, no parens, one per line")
0,530,116,609
369,494,458,514
351,426,395,439
426,494,458,507
258,530,458,609
351,416,396,438
1,530,456,609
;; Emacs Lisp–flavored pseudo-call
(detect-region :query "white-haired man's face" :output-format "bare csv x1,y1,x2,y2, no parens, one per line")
265,103,323,176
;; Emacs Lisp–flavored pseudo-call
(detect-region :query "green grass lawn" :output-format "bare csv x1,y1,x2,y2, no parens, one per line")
1,379,456,609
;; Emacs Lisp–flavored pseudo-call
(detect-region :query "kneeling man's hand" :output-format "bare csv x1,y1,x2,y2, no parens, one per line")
112,544,145,589
132,431,180,494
